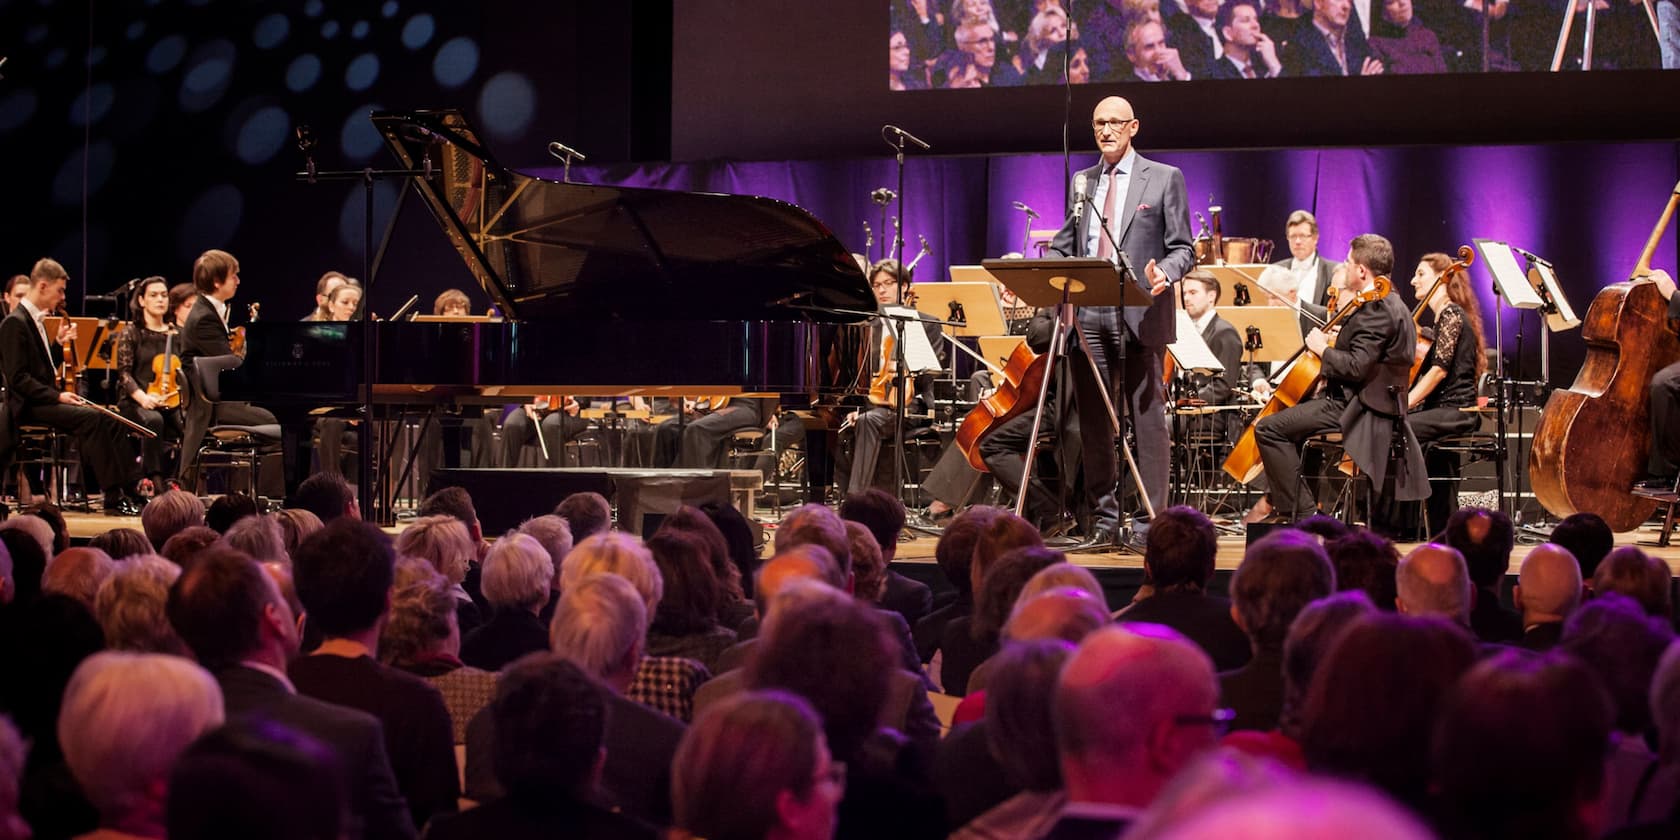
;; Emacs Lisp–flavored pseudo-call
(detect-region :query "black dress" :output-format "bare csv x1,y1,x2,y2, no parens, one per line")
115,324,187,478
1409,303,1481,534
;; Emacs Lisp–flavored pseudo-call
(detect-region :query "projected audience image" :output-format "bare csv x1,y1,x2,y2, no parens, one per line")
889,0,1673,88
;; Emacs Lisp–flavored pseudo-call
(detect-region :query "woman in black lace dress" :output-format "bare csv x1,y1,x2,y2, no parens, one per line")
1406,252,1488,534
115,277,186,490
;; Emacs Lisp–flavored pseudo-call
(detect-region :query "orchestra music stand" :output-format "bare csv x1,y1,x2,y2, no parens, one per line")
1476,238,1554,522
978,336,1028,373
981,257,1154,548
1216,306,1304,365
914,282,1007,338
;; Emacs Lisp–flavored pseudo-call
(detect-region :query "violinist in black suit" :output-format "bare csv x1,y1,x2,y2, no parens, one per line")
176,249,278,485
1253,235,1428,521
0,259,145,514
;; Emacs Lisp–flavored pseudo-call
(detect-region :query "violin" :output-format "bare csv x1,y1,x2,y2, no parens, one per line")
146,330,185,409
867,334,901,407
53,304,79,392
230,302,259,357
1407,245,1475,388
1223,275,1394,484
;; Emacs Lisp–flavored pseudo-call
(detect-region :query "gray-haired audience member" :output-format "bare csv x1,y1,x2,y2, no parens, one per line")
224,513,288,564
272,508,324,557
41,547,114,611
1513,543,1583,651
167,719,347,840
560,532,663,612
1395,542,1471,625
94,555,186,654
141,489,206,551
58,651,225,839
1222,529,1336,731
0,515,54,565
460,533,554,671
1048,624,1222,838
380,558,497,745
428,656,659,840
672,691,840,840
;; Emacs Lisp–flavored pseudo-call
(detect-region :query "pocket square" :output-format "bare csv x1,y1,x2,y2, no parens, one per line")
1137,203,1151,212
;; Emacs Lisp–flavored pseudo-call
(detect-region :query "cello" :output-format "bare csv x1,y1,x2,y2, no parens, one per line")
952,340,1050,471
1529,181,1680,532
1223,275,1395,484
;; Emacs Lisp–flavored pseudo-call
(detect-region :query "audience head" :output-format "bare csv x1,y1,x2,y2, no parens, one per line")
1005,587,1110,646
1139,777,1435,840
516,514,574,575
205,493,259,534
553,491,612,543
89,527,153,561
0,514,56,564
697,501,758,597
1441,506,1515,590
659,507,741,603
974,545,1065,643
0,531,40,607
1055,624,1221,806
166,718,346,840
378,558,458,668
1513,542,1584,624
839,489,906,562
645,528,722,633
934,506,1002,597
481,532,554,614
1298,613,1476,805
674,690,839,840
1652,642,1680,763
749,582,896,761
491,655,608,801
1145,506,1218,592
549,572,647,689
1559,594,1675,735
1395,543,1471,624
773,504,853,586
1591,546,1672,619
271,509,323,557
1280,591,1375,739
971,511,1044,597
291,472,357,524
1549,512,1614,584
25,505,69,555
59,652,224,832
1292,514,1350,544
142,490,206,550
161,526,222,567
986,639,1077,791
1325,529,1399,610
844,520,887,603
752,548,837,620
1017,561,1106,604
1231,529,1336,651
561,532,662,612
95,555,186,654
223,513,287,565
168,545,296,670
393,514,475,587
42,547,114,610
1433,651,1615,840
291,518,395,638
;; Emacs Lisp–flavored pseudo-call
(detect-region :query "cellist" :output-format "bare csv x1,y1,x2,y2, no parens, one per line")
1405,252,1487,533
1644,268,1680,490
1252,234,1429,522
115,276,186,489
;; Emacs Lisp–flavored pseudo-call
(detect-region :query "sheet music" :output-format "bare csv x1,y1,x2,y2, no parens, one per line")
1167,310,1224,373
1473,239,1544,309
884,306,941,372
1527,261,1581,332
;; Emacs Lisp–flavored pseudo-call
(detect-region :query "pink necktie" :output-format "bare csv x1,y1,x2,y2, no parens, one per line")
1096,164,1121,260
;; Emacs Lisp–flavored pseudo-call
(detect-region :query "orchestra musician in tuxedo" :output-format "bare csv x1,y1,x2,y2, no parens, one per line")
1,258,146,514
835,258,946,495
1173,270,1246,439
176,249,279,487
1252,234,1429,521
1273,210,1342,337
1048,95,1197,548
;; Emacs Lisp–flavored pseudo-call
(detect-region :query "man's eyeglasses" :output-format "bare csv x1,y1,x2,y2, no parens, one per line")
1093,118,1136,133
1173,708,1237,737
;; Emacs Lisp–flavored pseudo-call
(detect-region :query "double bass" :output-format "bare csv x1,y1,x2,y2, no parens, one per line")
1529,181,1680,532
1223,275,1395,484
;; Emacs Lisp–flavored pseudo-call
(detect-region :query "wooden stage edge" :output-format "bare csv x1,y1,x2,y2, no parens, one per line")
62,509,1680,577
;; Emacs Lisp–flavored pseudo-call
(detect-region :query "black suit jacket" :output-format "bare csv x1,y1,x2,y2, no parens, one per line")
1281,15,1373,77
180,294,234,365
1165,14,1219,78
0,306,64,410
1118,591,1252,672
215,665,417,840
880,569,933,630
463,690,684,827
1203,53,1279,78
1195,314,1245,406
1324,292,1429,499
1218,646,1285,732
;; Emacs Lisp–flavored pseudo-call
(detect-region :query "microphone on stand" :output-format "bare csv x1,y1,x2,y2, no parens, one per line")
1072,173,1088,222
546,141,588,162
1011,201,1039,219
881,124,931,150
871,188,897,205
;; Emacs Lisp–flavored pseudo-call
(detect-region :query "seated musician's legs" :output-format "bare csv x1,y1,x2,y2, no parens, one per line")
538,412,594,467
966,369,993,401
315,418,347,475
1407,406,1480,535
1650,361,1680,479
468,409,500,468
1255,398,1345,520
213,400,277,428
847,407,894,494
24,403,142,508
678,405,758,469
121,402,169,478
980,411,1060,524
175,398,213,483
653,418,682,467
501,408,536,467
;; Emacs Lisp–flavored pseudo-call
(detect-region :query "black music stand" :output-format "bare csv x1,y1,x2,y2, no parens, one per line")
981,257,1154,548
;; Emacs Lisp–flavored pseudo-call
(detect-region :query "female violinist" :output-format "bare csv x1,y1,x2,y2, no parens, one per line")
115,277,186,488
1406,252,1486,534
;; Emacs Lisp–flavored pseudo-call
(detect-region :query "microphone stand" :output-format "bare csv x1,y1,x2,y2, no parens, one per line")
295,134,433,523
882,125,929,506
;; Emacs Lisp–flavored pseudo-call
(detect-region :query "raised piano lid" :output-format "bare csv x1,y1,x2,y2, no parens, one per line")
372,109,873,323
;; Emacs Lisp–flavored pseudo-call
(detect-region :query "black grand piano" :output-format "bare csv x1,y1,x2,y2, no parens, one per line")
223,109,873,517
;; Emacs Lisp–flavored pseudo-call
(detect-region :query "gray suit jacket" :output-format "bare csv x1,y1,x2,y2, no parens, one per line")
1050,154,1197,347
